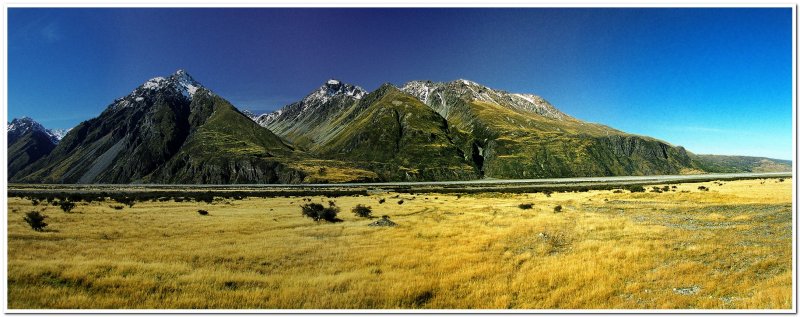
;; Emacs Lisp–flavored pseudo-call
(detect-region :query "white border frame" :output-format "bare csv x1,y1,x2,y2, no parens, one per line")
2,1,796,315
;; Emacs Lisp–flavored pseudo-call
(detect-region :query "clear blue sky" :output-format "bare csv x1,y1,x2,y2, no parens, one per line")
8,8,793,160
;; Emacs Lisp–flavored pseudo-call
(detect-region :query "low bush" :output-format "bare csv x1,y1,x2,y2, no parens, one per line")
378,198,386,204
553,205,563,213
115,196,136,208
518,203,533,210
651,187,662,193
352,204,373,218
59,200,76,213
23,211,48,231
698,186,709,191
301,202,340,222
197,210,209,216
627,185,646,193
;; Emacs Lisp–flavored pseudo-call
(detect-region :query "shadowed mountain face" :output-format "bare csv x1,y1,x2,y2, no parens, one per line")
7,118,59,179
9,71,791,184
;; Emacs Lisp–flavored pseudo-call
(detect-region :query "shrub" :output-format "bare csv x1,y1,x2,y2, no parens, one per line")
698,186,709,191
23,211,48,231
650,187,662,193
612,189,624,194
518,203,533,210
111,205,124,210
662,186,671,191
352,204,373,218
378,198,386,204
59,200,76,213
301,202,340,222
115,196,136,207
553,205,563,213
397,200,404,205
779,178,785,182
198,194,214,204
31,198,40,206
197,210,209,216
627,185,646,193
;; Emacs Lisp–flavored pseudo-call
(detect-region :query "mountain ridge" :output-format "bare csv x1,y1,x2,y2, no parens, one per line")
8,71,792,183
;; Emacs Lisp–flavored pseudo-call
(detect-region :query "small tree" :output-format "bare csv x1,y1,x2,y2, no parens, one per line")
352,204,373,218
23,211,48,231
59,200,76,213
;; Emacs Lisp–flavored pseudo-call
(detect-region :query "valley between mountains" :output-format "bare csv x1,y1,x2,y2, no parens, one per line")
7,70,791,184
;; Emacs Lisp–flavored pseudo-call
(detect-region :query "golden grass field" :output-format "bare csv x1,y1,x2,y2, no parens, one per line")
6,178,793,309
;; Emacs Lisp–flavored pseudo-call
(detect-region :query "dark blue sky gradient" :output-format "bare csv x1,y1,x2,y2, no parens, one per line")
8,8,793,159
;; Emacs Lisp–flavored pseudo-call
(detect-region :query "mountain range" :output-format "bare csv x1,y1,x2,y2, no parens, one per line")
7,70,791,184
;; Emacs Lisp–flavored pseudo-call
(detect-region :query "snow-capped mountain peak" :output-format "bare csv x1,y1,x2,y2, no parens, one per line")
170,69,202,98
305,79,367,103
7,117,68,144
400,80,441,104
8,117,46,134
400,78,568,121
49,128,71,141
132,69,205,99
114,69,208,110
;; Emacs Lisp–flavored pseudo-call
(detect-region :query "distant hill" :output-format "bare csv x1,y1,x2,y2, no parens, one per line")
691,154,791,173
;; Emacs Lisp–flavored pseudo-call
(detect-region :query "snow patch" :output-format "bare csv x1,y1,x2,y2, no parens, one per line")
142,77,166,90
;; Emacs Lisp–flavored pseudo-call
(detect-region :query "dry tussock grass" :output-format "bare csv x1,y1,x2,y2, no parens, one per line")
7,179,792,309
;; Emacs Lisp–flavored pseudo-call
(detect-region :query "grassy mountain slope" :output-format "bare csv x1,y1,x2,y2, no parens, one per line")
313,85,477,180
401,80,700,178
